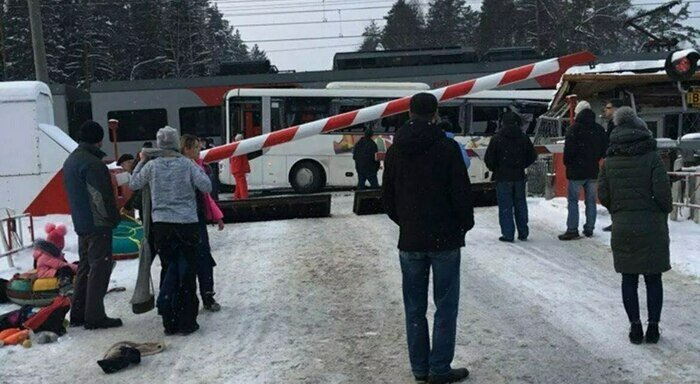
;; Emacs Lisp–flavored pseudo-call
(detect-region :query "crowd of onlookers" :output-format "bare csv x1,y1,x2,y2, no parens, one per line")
55,92,673,383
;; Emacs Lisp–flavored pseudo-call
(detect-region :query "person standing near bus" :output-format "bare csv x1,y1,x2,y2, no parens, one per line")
484,111,538,242
129,126,212,335
181,135,224,312
353,127,380,190
382,93,474,384
230,134,250,199
63,121,122,329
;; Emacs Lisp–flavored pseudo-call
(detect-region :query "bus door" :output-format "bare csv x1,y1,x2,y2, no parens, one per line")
226,97,263,187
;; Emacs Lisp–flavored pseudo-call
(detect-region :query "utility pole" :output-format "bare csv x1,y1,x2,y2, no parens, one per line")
27,0,49,83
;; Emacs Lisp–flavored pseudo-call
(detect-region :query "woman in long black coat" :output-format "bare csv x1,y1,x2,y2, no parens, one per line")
598,106,672,344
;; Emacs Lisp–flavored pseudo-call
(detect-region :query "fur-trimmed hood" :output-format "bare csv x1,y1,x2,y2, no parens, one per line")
608,106,656,157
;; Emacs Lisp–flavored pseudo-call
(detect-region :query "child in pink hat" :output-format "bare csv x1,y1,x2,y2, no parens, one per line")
33,223,77,290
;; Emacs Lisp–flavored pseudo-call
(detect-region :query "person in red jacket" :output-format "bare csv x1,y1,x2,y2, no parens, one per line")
229,134,251,200
33,223,77,291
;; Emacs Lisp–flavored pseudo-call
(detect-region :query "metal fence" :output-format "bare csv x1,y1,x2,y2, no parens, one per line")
670,169,700,223
0,212,35,268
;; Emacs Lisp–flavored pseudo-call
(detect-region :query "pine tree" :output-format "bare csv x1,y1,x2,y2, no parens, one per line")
206,4,250,74
359,20,382,51
426,0,479,48
382,0,426,50
477,0,518,53
128,0,168,80
0,0,7,80
249,44,267,61
3,0,33,81
623,2,700,52
162,0,211,78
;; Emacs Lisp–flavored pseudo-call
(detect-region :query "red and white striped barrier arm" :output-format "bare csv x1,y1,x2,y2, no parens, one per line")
201,51,596,163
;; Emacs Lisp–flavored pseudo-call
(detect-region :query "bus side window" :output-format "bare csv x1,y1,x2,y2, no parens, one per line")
271,99,284,131
286,97,330,126
380,112,409,133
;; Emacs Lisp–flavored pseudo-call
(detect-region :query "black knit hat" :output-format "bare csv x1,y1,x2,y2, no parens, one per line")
410,92,438,117
500,111,522,128
79,121,104,144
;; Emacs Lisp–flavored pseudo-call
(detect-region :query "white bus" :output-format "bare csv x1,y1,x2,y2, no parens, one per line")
219,84,553,194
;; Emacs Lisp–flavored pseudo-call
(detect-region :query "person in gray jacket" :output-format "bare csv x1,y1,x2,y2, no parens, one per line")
129,126,211,335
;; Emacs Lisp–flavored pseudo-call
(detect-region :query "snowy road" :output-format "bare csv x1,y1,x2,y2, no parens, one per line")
1,194,699,383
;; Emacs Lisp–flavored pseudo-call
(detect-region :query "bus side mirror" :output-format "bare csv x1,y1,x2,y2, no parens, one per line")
665,49,700,81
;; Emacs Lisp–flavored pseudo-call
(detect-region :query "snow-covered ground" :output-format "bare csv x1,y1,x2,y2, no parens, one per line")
1,194,699,383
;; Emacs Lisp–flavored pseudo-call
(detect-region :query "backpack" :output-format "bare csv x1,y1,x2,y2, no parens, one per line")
23,295,71,336
0,306,33,331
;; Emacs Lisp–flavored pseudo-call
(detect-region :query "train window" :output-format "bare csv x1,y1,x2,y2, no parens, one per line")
179,107,221,138
107,109,167,142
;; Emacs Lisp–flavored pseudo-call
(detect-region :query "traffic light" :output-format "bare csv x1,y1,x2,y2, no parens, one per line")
665,49,700,81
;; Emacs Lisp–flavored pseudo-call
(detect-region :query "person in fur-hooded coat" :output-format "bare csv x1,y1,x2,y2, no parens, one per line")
598,106,672,344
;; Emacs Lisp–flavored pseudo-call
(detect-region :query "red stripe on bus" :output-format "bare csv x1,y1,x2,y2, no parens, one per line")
383,97,411,117
440,80,475,101
264,126,299,147
499,65,534,86
322,110,359,133
203,142,239,163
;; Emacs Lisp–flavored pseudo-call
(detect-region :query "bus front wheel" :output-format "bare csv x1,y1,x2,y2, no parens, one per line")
290,161,325,194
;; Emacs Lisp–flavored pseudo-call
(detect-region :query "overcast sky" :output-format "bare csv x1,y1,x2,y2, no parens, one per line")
219,0,700,72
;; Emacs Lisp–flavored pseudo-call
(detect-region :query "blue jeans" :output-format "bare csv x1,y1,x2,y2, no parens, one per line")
567,179,597,232
496,181,529,240
399,249,461,376
357,172,379,190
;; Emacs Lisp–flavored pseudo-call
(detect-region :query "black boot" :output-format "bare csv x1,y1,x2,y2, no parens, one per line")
85,317,123,330
97,346,141,374
629,322,644,344
558,230,580,241
429,368,470,384
645,322,660,344
203,293,221,312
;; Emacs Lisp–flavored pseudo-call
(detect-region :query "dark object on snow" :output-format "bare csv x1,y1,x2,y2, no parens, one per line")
97,346,141,374
132,184,155,314
23,295,71,336
0,306,33,331
218,194,331,223
353,190,384,215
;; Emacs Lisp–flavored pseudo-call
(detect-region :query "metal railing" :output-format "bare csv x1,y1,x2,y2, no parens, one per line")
0,212,35,268
669,169,700,223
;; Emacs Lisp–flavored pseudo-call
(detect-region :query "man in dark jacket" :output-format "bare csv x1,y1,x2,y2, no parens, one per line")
603,99,624,141
601,99,624,232
63,121,122,329
598,106,672,344
484,111,538,242
352,127,380,189
382,93,474,384
559,102,608,240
